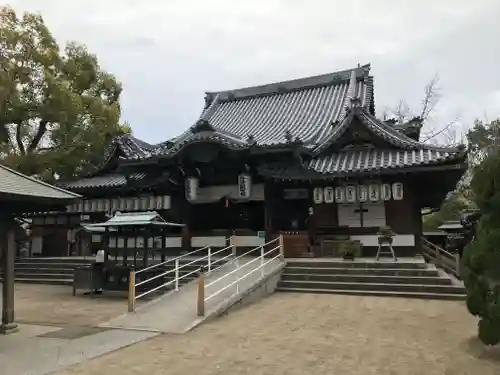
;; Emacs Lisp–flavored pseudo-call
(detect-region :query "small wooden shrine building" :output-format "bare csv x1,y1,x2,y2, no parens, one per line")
30,64,467,257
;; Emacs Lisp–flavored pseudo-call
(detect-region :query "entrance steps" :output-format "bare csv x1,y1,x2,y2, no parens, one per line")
0,257,217,288
276,257,466,301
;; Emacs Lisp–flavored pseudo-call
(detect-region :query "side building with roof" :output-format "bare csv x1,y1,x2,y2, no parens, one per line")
29,63,467,257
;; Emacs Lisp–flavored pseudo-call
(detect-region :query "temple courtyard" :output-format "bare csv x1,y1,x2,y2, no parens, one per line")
1,284,498,375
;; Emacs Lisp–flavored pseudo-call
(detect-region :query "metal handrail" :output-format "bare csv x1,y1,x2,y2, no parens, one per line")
196,236,284,316
205,245,279,289
206,253,281,302
136,244,213,275
127,244,236,311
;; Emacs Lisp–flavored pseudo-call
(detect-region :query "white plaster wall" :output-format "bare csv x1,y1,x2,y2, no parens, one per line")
230,236,265,247
191,236,227,247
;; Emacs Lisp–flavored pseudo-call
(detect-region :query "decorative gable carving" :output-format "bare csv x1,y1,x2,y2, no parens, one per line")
191,119,214,134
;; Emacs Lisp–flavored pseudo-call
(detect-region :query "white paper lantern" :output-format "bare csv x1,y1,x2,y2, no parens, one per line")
334,186,345,203
358,185,368,202
313,187,324,204
392,182,404,200
324,187,334,203
346,185,356,203
238,174,252,199
368,184,380,201
186,177,199,201
381,184,392,201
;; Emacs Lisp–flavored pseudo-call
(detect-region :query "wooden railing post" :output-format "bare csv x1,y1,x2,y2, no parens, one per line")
279,234,285,260
197,267,205,317
128,268,136,312
260,246,265,278
175,259,180,291
455,253,461,277
435,244,441,267
208,247,212,272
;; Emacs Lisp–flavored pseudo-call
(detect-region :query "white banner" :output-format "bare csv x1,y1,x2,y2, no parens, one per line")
186,177,199,201
238,174,252,199
334,186,345,203
381,183,392,201
345,185,356,203
368,184,380,202
313,187,324,204
324,187,334,203
392,182,404,200
358,185,368,202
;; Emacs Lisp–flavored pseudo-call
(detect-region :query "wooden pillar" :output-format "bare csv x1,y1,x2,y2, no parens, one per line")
181,197,191,253
1,218,18,334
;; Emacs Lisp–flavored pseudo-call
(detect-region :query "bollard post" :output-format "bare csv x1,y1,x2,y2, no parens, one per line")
128,268,136,312
197,267,205,317
175,258,179,291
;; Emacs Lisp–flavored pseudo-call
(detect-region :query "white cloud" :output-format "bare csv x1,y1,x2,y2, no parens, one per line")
7,0,500,142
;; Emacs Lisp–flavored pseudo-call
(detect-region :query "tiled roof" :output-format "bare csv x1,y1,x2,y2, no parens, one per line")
57,173,147,190
314,106,437,153
258,147,466,180
308,148,465,175
150,64,373,157
115,135,152,159
0,164,81,200
82,211,184,228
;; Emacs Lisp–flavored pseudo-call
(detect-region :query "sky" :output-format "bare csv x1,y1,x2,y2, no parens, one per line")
8,0,500,144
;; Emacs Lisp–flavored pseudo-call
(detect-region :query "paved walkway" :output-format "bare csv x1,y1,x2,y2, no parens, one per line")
100,257,284,333
0,323,157,375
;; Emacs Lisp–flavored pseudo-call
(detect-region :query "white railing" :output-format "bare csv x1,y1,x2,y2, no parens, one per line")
421,237,461,278
127,244,235,312
196,235,284,317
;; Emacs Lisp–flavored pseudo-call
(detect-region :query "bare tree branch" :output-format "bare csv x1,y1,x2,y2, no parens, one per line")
420,73,441,121
421,118,460,144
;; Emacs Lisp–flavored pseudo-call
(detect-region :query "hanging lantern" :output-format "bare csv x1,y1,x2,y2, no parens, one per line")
358,185,368,202
334,186,345,203
345,185,356,203
368,184,380,202
185,177,199,201
313,187,324,204
238,174,252,199
392,182,404,200
323,186,334,203
381,183,392,201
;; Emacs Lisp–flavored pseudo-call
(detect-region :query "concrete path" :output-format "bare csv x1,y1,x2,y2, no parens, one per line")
100,257,284,333
0,323,157,375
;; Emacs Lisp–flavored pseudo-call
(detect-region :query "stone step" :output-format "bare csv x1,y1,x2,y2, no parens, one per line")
286,260,426,270
281,273,452,285
14,262,89,269
283,266,439,277
16,257,93,264
277,280,465,295
276,287,466,301
0,277,73,286
1,267,75,275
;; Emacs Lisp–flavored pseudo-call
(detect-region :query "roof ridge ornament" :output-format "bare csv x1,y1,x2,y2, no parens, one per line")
191,119,214,134
246,134,257,146
284,130,293,143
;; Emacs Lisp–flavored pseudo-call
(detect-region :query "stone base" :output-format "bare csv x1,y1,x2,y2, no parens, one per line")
0,322,19,335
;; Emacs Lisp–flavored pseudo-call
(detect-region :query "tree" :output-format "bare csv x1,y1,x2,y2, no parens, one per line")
422,191,470,231
462,147,500,345
0,6,125,179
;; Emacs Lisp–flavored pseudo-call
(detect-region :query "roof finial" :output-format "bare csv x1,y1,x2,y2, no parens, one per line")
348,66,361,109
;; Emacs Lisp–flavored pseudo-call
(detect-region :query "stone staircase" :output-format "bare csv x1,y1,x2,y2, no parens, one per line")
0,257,217,287
276,257,466,300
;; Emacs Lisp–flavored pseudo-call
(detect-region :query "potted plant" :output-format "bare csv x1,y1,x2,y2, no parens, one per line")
377,226,395,245
339,241,361,260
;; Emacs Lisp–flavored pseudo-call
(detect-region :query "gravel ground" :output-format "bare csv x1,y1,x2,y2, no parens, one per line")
52,293,500,375
2,284,131,326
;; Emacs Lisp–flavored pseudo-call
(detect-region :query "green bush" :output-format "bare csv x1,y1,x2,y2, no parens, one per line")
463,149,500,345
